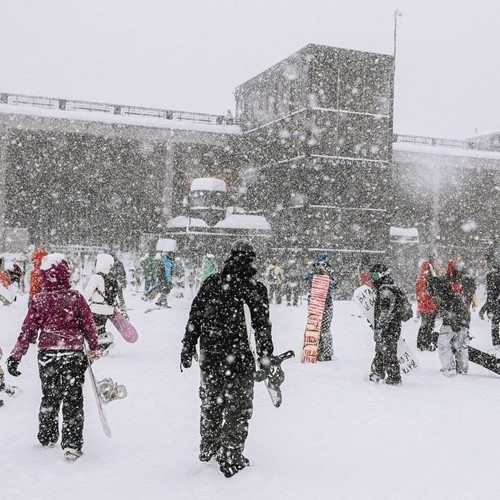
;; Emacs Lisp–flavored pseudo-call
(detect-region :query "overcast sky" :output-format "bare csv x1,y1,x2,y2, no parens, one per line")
1,0,499,139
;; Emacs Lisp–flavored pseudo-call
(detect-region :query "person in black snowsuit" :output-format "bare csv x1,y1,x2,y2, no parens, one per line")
368,264,403,386
109,253,127,315
181,240,274,478
479,261,500,347
427,261,472,376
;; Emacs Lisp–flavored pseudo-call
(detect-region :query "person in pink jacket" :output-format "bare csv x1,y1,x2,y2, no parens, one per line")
7,253,100,461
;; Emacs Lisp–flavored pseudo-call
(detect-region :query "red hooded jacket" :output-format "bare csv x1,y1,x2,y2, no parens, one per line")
11,256,99,361
415,260,437,314
29,248,48,300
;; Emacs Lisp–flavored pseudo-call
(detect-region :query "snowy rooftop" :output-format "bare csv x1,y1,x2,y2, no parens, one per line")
190,178,227,192
214,214,271,230
393,141,500,160
0,98,241,135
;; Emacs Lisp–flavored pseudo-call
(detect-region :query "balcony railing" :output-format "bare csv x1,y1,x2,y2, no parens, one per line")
0,92,234,127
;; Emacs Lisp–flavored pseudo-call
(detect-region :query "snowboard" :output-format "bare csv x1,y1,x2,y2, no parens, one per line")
468,346,500,376
352,285,419,375
244,304,294,407
87,357,112,438
110,311,138,343
301,274,331,363
262,350,295,407
0,283,13,305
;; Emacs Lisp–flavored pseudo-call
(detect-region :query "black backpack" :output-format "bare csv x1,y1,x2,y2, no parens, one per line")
381,285,413,322
98,272,119,306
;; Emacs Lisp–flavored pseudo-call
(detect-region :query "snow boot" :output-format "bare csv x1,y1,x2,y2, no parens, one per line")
218,454,250,478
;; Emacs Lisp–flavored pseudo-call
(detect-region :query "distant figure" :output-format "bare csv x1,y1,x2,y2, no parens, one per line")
109,253,127,314
266,261,285,304
29,249,49,305
157,251,174,308
83,253,118,351
479,253,500,347
415,259,438,351
200,253,218,283
304,253,339,361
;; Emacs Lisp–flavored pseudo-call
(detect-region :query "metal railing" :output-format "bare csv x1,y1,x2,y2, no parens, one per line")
0,92,234,127
394,133,498,152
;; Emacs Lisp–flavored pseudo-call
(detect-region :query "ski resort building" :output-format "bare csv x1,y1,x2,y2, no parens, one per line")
0,43,500,285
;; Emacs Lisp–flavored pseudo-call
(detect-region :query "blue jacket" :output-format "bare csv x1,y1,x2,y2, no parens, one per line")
304,267,339,307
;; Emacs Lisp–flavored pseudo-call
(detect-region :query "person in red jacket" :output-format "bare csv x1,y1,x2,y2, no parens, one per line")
29,248,48,304
415,259,438,351
7,253,100,461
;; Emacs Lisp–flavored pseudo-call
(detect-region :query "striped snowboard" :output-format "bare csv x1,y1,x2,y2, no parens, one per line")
301,274,330,363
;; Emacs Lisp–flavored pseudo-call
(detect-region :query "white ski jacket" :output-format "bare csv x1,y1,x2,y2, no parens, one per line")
83,253,115,316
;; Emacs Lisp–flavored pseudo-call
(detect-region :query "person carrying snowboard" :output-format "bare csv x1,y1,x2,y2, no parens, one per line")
6,253,100,460
304,253,338,361
83,253,119,351
181,240,274,478
368,264,405,386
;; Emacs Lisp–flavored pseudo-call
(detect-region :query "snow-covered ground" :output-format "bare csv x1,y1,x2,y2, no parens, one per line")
1,287,500,500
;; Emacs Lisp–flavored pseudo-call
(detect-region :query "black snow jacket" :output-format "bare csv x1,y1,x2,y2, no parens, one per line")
373,276,402,341
480,268,500,320
182,256,274,377
427,276,469,332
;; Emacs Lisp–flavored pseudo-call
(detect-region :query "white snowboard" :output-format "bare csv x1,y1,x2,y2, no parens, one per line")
352,285,419,375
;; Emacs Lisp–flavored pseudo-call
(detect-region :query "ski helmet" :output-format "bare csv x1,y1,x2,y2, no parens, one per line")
230,240,256,258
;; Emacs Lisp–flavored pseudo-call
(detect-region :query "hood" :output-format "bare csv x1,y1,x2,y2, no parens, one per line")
419,260,433,275
40,253,71,291
95,253,115,274
31,248,48,268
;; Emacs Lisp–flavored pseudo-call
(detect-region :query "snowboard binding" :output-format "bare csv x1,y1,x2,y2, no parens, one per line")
257,350,295,408
97,378,127,404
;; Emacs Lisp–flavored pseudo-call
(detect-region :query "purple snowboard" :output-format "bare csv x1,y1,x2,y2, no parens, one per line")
110,312,138,343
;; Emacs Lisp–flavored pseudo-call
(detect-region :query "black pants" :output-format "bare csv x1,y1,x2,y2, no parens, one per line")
371,338,401,384
417,312,438,349
492,317,500,346
199,370,254,461
37,350,87,450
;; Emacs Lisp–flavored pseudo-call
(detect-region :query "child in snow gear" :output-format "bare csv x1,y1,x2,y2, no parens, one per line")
7,254,100,458
83,253,119,351
415,259,438,351
479,257,500,347
304,254,339,361
427,260,473,376
181,240,274,478
368,264,404,385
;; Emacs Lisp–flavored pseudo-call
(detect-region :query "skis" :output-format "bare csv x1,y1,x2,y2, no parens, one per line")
86,357,112,438
352,285,419,375
301,274,331,363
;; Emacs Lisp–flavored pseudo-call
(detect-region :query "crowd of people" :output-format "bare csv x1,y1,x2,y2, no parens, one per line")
0,241,497,477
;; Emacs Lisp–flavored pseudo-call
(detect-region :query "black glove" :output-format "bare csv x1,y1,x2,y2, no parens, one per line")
254,356,271,382
7,357,21,377
181,344,197,369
